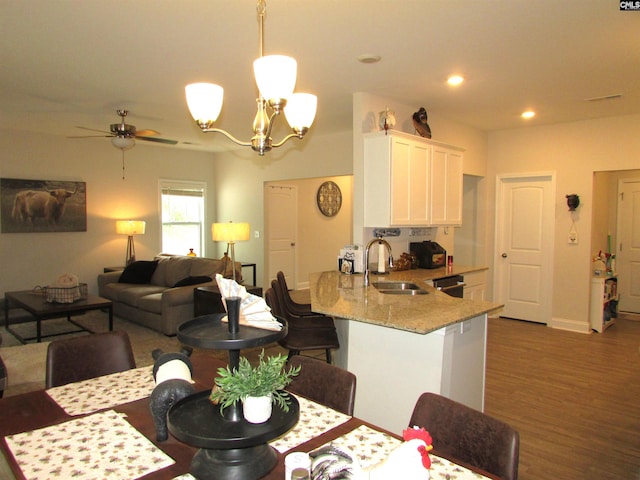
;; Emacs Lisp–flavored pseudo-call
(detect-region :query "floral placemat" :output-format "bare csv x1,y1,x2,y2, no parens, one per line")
319,424,402,468
45,366,155,416
317,425,492,479
269,395,351,453
5,410,175,480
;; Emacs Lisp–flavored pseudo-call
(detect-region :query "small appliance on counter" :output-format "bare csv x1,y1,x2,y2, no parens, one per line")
409,241,446,269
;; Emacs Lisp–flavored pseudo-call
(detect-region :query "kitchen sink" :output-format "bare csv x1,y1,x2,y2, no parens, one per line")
372,281,428,295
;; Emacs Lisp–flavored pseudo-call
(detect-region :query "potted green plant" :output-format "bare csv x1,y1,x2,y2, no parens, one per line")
210,350,301,423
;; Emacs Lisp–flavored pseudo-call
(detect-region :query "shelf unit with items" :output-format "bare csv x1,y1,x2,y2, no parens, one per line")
590,275,618,333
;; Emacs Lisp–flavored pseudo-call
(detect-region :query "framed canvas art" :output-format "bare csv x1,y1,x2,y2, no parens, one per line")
0,178,87,233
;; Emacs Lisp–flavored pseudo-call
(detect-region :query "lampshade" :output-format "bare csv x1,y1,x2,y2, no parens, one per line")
212,222,250,242
185,83,224,126
111,136,135,150
116,220,146,236
284,93,318,131
253,55,297,102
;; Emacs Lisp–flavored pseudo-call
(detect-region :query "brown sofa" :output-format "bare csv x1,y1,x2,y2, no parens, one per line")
97,255,240,336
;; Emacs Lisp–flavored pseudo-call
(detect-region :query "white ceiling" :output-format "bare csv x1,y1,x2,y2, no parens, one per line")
1,0,639,153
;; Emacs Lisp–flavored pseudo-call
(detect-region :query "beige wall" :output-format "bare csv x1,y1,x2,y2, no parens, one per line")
487,114,640,330
264,176,353,289
0,128,216,295
211,130,353,287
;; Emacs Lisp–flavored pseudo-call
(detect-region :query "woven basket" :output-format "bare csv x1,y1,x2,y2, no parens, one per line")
35,283,88,304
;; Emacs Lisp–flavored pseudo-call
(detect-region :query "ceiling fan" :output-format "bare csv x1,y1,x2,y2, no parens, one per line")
70,109,178,179
71,109,178,148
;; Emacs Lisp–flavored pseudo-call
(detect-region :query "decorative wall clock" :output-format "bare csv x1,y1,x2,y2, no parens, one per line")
316,181,342,217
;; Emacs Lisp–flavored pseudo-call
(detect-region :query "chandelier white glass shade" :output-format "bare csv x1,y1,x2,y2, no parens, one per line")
184,0,317,156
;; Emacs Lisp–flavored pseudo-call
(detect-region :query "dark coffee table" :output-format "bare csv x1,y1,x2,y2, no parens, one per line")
4,290,113,344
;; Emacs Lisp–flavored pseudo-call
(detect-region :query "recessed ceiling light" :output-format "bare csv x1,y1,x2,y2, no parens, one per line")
357,54,381,64
447,75,464,86
521,110,535,119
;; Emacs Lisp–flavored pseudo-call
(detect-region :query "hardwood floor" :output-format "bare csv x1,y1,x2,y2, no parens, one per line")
485,315,640,480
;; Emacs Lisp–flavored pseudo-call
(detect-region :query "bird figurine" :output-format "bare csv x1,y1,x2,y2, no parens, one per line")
412,107,432,138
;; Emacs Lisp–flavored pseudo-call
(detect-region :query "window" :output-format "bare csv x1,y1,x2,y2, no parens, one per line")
160,180,206,256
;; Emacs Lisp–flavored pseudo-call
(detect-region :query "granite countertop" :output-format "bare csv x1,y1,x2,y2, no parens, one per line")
309,268,503,335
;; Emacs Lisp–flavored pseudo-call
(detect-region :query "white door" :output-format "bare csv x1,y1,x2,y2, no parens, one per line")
265,184,297,288
495,174,555,324
617,179,640,313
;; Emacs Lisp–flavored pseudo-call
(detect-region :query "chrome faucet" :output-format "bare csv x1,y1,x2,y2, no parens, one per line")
364,237,394,286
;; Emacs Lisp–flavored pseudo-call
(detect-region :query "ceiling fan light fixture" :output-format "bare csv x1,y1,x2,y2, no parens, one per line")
185,83,224,128
111,136,135,150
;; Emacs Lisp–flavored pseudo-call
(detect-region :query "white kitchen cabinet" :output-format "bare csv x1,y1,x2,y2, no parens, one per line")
590,276,618,332
463,270,487,301
430,144,463,226
363,131,464,227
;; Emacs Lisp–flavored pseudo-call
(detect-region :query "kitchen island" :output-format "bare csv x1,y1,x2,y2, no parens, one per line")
309,269,502,434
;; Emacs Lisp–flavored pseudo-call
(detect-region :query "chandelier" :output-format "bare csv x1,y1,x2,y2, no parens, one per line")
185,0,317,155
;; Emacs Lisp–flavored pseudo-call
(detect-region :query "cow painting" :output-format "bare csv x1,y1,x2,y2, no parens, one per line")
12,188,77,226
0,179,86,233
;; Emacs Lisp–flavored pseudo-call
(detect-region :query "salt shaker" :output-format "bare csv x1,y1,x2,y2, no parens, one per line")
291,468,310,480
285,452,311,480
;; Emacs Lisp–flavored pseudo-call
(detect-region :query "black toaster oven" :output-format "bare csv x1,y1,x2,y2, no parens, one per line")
409,241,447,269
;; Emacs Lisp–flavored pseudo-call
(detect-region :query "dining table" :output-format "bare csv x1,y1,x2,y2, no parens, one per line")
0,351,501,480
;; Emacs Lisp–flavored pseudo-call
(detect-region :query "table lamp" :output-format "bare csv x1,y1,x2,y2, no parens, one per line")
116,220,146,266
212,221,250,282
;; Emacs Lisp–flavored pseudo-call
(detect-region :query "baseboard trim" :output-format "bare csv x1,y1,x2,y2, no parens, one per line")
550,317,591,334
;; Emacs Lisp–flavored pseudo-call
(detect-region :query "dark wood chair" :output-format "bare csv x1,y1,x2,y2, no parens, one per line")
271,280,336,329
0,354,6,398
286,355,356,415
275,271,316,317
265,287,339,364
45,330,136,388
409,392,520,480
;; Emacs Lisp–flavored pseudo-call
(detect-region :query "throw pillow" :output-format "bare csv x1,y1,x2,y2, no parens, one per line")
173,275,212,288
119,260,159,284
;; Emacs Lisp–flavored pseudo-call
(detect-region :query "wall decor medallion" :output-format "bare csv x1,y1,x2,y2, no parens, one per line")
316,181,342,217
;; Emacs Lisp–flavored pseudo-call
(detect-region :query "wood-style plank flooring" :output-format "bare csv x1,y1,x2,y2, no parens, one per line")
485,315,640,480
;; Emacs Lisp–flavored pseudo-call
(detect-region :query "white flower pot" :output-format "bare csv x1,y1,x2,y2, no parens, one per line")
243,395,273,423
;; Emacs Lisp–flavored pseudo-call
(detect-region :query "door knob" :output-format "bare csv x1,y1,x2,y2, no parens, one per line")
291,242,296,247
501,253,508,258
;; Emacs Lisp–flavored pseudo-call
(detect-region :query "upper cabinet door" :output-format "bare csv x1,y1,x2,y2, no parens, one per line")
430,145,463,226
364,131,463,227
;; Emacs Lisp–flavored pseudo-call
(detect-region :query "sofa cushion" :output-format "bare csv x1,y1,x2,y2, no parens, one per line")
190,257,222,278
137,293,163,314
118,285,168,308
119,261,159,284
173,275,212,287
164,256,193,287
150,256,170,286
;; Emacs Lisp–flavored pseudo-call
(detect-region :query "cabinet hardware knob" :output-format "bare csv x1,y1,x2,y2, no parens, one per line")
501,253,508,258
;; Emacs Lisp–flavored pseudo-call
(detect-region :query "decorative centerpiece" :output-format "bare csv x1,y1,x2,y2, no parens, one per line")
309,426,433,479
210,350,300,423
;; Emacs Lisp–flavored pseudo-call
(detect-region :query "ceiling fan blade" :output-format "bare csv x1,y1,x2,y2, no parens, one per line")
137,136,178,145
76,126,112,135
67,134,113,138
135,129,160,137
